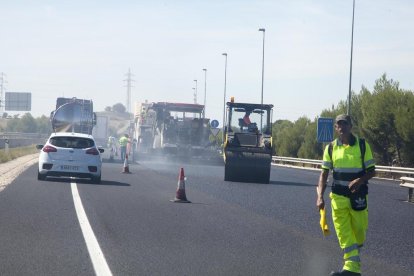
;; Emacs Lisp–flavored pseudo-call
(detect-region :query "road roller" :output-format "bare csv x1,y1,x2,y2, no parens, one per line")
223,99,273,184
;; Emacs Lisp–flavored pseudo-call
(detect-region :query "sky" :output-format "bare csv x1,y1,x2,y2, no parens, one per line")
1,0,413,125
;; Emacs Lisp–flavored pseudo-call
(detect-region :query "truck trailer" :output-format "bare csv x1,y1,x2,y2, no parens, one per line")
50,97,96,134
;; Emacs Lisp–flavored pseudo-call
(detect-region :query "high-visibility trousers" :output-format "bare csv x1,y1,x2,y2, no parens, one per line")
330,192,368,273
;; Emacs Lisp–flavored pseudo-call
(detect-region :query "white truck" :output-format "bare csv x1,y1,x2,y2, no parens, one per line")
92,114,109,147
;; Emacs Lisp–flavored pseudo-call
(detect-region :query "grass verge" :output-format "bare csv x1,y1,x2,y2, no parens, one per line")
0,145,38,163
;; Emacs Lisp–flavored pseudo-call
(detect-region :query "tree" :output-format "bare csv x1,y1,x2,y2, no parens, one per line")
272,120,293,155
21,113,37,132
5,117,20,132
359,74,405,165
104,106,112,112
267,74,414,165
297,120,320,159
393,89,414,165
273,117,310,157
35,115,52,135
112,103,126,114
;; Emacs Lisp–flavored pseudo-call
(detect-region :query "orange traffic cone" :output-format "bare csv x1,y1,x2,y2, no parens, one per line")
121,154,131,174
170,168,191,203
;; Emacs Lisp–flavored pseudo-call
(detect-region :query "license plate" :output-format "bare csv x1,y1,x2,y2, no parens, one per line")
61,165,79,171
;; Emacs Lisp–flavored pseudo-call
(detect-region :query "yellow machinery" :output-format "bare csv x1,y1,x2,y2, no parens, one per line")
223,101,273,183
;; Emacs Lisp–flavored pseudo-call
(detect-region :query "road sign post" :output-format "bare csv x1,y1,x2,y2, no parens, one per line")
210,120,220,138
4,137,9,154
210,120,219,128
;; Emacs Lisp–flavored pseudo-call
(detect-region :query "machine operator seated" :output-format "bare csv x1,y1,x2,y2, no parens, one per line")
239,111,258,133
243,111,251,125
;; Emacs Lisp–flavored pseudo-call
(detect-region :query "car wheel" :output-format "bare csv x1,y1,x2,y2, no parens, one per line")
37,171,46,181
91,175,101,184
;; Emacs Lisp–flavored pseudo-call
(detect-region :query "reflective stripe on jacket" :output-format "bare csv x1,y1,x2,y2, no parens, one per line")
321,135,375,196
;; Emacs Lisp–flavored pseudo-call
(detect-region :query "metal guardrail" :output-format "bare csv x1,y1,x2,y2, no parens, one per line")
0,132,49,149
272,156,414,177
272,156,322,167
0,132,48,139
400,177,414,203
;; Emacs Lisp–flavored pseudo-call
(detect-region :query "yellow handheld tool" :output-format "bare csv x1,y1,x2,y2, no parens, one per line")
319,208,330,236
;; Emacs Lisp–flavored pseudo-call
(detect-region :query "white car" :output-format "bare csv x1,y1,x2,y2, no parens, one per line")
37,132,104,183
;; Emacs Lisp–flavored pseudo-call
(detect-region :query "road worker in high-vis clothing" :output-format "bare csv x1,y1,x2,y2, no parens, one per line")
316,114,376,276
119,134,130,162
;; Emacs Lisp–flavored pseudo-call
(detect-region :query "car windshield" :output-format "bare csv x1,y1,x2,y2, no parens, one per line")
50,137,95,149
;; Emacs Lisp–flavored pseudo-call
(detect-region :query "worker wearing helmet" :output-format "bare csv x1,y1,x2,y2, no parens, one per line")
316,114,376,276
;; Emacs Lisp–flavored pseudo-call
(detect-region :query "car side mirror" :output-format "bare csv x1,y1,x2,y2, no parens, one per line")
36,144,43,150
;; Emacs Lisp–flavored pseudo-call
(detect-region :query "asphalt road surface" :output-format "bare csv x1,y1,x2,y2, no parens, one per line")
0,157,412,276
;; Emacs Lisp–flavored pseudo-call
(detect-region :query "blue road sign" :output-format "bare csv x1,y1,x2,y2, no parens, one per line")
211,120,219,128
317,118,334,143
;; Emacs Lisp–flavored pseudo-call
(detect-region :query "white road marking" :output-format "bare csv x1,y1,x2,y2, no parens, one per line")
71,182,113,276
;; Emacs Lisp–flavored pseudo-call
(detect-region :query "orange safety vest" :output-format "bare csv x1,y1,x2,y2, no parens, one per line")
243,115,251,125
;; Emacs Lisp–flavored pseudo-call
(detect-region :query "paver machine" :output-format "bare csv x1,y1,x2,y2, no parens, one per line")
145,102,216,159
223,100,274,183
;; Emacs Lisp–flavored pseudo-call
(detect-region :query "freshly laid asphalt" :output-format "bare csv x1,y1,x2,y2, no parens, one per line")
0,154,412,275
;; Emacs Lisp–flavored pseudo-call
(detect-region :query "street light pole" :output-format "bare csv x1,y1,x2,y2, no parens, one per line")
193,79,198,104
258,28,265,105
347,0,355,116
192,88,196,104
202,68,207,119
0,72,7,113
222,53,228,145
259,28,266,130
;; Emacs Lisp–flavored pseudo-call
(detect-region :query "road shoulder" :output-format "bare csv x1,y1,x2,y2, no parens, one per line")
0,153,39,192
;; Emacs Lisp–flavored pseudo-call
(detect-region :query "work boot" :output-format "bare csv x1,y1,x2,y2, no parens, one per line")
330,270,361,276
